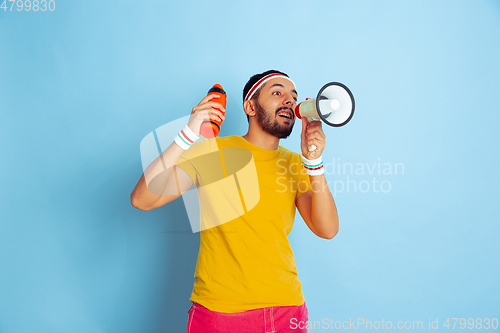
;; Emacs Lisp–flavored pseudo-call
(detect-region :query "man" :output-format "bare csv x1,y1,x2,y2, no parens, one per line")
131,70,339,332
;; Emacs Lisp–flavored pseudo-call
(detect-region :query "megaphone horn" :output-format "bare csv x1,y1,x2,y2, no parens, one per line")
295,82,355,151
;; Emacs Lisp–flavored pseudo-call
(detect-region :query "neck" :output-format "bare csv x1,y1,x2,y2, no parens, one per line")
242,122,280,150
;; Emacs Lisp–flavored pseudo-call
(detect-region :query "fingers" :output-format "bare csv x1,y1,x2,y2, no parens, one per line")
304,121,325,139
191,108,225,123
192,100,226,129
201,109,225,122
306,131,325,143
187,108,225,136
210,109,225,122
303,121,325,151
192,101,226,114
187,94,226,136
300,120,326,158
198,93,222,105
191,107,225,122
199,101,226,111
306,137,324,148
191,97,226,124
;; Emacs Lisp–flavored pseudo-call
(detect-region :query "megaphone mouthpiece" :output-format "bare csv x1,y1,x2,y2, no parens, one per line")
294,104,303,120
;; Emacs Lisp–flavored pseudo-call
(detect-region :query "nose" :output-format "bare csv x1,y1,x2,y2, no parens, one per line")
282,92,295,107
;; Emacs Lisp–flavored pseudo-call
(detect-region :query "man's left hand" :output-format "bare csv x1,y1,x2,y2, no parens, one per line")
300,118,326,159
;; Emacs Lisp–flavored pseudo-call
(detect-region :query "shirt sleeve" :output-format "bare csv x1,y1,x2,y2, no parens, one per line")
175,139,207,184
175,157,197,184
175,138,220,185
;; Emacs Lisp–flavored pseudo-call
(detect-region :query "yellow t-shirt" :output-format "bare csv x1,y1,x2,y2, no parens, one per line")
176,135,311,313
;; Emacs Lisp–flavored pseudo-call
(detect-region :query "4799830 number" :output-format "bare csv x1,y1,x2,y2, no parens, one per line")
1,0,55,11
443,318,498,330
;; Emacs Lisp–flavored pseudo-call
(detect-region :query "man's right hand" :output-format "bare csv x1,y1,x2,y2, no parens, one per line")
187,94,226,136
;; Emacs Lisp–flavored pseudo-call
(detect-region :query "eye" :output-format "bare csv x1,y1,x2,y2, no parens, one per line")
273,91,281,96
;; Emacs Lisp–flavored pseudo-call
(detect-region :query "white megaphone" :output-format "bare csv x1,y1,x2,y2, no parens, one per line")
295,82,355,151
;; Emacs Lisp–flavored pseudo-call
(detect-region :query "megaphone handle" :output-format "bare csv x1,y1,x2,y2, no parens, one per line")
306,117,317,151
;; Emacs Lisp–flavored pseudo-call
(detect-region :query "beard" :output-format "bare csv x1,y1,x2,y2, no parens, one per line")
254,101,294,139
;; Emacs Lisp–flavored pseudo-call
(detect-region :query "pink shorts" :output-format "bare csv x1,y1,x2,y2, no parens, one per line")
186,301,309,333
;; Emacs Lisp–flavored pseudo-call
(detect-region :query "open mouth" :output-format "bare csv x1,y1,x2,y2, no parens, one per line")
277,109,293,120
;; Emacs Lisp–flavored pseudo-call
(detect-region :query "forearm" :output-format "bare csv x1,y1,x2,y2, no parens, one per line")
309,174,339,239
131,93,225,211
130,141,185,210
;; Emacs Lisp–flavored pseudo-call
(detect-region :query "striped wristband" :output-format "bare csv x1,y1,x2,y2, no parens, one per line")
301,155,324,176
174,125,200,150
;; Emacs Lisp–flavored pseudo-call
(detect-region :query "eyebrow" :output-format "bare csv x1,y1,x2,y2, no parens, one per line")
268,83,298,96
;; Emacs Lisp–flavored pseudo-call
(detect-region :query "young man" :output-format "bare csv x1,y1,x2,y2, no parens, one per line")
131,70,339,333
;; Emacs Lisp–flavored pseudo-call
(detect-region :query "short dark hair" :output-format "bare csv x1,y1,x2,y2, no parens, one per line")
242,70,289,122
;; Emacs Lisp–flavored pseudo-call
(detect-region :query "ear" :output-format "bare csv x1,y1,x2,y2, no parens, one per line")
243,100,257,118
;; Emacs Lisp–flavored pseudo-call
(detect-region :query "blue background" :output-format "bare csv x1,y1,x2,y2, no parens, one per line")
1,1,499,332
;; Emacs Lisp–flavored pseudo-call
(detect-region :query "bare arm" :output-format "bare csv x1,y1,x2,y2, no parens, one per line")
130,94,225,211
296,177,339,239
295,118,339,239
130,143,193,211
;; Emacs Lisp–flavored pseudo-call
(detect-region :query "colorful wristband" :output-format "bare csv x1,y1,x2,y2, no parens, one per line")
174,125,200,150
301,155,324,176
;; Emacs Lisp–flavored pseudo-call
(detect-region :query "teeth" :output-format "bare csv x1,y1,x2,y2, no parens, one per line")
278,112,291,119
